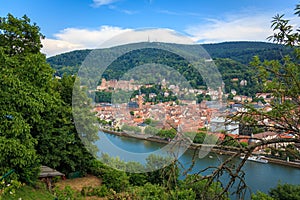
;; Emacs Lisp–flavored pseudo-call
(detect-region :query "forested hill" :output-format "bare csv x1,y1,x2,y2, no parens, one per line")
46,41,293,96
47,41,292,76
47,49,91,75
203,41,292,64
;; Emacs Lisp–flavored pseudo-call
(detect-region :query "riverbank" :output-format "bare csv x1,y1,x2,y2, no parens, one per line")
99,128,300,169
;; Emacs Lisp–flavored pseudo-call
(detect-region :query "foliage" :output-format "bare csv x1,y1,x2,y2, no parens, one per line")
0,14,50,185
144,118,156,125
47,41,293,76
3,8,300,199
196,93,212,103
231,3,300,136
54,185,82,200
182,174,229,200
251,191,275,200
169,188,196,200
269,183,300,200
131,183,169,200
185,131,219,144
220,135,240,147
101,168,130,193
81,185,110,197
129,183,196,200
2,184,54,200
47,42,293,97
214,58,260,96
146,154,179,189
156,128,177,139
251,183,300,200
203,41,292,64
98,154,180,191
0,14,98,190
0,179,22,199
0,14,44,56
47,49,91,76
128,174,147,187
144,126,160,135
61,76,99,168
95,90,112,103
215,4,300,199
122,124,142,133
0,113,39,184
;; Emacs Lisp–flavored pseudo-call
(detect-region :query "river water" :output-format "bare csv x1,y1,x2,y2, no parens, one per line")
95,131,300,198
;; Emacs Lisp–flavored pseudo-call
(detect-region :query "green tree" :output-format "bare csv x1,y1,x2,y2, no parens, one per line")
144,126,160,135
52,74,98,174
0,112,39,184
169,188,196,200
0,14,98,188
132,183,169,200
269,183,300,200
146,155,179,190
251,191,275,200
182,174,229,200
157,128,176,139
101,168,130,193
0,14,51,184
0,14,44,56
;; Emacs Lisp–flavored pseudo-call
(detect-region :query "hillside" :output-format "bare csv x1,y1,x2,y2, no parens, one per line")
46,41,293,96
203,41,292,64
47,41,291,73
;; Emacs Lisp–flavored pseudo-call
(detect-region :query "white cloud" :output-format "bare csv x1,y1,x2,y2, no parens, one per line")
41,39,85,57
41,27,195,57
185,13,275,43
54,26,131,48
92,0,119,7
42,26,130,57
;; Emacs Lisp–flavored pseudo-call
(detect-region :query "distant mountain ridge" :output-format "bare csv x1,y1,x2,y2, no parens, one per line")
203,41,291,64
47,41,291,75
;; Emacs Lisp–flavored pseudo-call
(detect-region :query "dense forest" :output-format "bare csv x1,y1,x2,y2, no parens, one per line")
47,42,293,97
47,41,292,70
203,41,292,64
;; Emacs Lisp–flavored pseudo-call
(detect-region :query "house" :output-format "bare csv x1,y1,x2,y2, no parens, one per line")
240,80,248,86
253,132,295,150
209,117,239,134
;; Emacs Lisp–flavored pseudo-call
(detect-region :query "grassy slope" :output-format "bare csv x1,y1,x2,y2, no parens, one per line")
3,185,55,200
3,175,102,200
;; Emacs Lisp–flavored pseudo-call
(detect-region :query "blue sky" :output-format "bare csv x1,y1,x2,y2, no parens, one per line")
1,0,299,56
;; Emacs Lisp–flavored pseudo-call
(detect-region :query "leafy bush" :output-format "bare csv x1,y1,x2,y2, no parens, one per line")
169,188,196,200
0,179,22,199
54,186,81,200
132,183,169,200
101,168,130,193
81,185,109,197
182,174,229,200
269,183,300,200
251,191,275,200
144,126,160,135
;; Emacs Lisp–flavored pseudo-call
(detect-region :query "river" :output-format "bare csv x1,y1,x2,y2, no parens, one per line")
95,131,300,198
